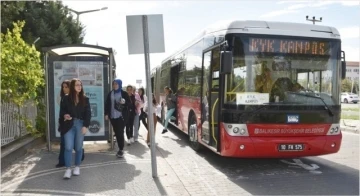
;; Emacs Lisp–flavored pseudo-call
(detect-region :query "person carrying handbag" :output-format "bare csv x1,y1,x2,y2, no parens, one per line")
104,79,131,158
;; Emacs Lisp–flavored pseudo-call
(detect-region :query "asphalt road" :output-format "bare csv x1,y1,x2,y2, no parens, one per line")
161,125,360,195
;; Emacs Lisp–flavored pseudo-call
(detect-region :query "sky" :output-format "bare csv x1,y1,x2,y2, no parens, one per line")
63,0,360,87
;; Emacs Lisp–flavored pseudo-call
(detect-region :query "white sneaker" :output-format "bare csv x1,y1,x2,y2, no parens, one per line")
134,138,138,142
63,168,72,179
131,138,135,143
73,166,80,176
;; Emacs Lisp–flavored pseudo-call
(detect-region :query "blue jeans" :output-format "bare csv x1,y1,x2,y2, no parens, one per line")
64,119,84,168
58,135,85,165
164,108,175,130
133,113,140,140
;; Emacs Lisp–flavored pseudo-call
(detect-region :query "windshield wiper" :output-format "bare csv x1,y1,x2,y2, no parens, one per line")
287,92,334,116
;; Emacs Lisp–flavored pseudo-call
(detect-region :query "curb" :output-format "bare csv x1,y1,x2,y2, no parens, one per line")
1,135,45,171
341,126,359,134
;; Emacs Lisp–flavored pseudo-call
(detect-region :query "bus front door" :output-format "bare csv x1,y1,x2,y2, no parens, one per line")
201,48,220,150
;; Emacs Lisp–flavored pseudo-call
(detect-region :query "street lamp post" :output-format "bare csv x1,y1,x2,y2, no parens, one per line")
33,37,40,45
68,7,108,26
306,15,322,25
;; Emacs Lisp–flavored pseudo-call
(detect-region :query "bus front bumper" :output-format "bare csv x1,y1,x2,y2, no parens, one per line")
220,132,342,158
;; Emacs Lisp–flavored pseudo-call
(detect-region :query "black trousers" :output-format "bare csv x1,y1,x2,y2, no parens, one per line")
140,110,147,129
126,113,135,139
110,117,125,151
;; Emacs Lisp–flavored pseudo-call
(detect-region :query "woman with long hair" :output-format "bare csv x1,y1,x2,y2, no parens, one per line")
125,85,136,145
138,88,148,130
104,79,131,158
59,78,91,179
56,80,85,168
132,86,142,142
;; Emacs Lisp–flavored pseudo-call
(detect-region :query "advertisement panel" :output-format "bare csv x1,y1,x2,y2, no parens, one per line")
48,56,109,141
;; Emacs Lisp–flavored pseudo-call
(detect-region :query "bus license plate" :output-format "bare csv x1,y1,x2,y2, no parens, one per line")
278,144,304,151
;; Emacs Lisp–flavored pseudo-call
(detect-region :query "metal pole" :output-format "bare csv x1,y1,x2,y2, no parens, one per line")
142,15,157,178
109,53,115,150
44,52,51,151
76,14,80,27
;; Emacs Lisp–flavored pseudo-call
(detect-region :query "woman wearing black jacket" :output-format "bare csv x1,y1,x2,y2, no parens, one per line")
104,79,131,158
125,85,136,145
59,78,91,179
56,80,85,168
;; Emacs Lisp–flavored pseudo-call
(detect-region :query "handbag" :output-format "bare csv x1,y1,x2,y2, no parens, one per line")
114,99,125,112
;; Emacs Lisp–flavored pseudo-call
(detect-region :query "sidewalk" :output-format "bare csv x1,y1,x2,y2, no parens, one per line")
1,129,188,196
1,122,250,196
340,119,360,134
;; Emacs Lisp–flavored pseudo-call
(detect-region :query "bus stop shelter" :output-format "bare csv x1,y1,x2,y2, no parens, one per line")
42,44,116,151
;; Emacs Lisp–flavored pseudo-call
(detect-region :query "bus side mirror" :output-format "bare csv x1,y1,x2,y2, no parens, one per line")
341,61,346,80
220,51,233,74
341,51,346,80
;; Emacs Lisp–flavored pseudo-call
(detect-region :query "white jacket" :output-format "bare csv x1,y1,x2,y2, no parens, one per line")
144,101,161,115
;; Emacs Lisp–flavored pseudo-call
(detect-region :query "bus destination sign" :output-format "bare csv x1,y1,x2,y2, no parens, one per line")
249,38,331,55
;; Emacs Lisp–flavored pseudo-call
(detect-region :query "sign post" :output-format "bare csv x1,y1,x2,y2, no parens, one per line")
142,15,157,178
136,79,142,88
126,14,165,178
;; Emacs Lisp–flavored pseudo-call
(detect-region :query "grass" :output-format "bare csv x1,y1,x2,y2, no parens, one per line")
341,114,359,120
342,108,360,112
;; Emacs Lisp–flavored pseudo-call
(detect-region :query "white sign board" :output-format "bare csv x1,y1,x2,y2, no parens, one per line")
236,93,269,105
126,14,165,54
136,79,142,84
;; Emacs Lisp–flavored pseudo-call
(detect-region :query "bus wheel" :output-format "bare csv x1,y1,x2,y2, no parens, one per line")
189,114,201,151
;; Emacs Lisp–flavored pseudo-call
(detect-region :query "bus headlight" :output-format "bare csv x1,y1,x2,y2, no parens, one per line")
233,127,240,133
223,123,249,137
240,129,246,135
327,124,341,135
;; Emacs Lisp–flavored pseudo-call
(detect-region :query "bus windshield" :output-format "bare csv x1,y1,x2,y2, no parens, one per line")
225,34,341,107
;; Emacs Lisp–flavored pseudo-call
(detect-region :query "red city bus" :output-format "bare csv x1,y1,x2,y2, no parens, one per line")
151,20,346,158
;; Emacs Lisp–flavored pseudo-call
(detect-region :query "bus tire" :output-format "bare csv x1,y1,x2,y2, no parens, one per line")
188,113,202,151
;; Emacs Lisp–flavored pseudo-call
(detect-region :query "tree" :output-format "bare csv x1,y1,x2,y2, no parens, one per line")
1,21,44,105
341,79,352,93
1,1,85,136
1,0,84,51
1,21,45,136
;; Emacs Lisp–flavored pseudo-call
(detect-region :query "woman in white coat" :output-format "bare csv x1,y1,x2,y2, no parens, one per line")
144,94,158,147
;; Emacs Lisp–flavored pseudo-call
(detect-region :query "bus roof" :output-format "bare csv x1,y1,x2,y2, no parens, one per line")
162,20,341,64
204,20,340,36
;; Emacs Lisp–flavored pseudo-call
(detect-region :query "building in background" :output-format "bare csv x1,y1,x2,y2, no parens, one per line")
346,61,359,82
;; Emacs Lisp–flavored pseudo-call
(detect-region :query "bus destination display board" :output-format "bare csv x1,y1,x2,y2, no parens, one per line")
249,38,331,55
